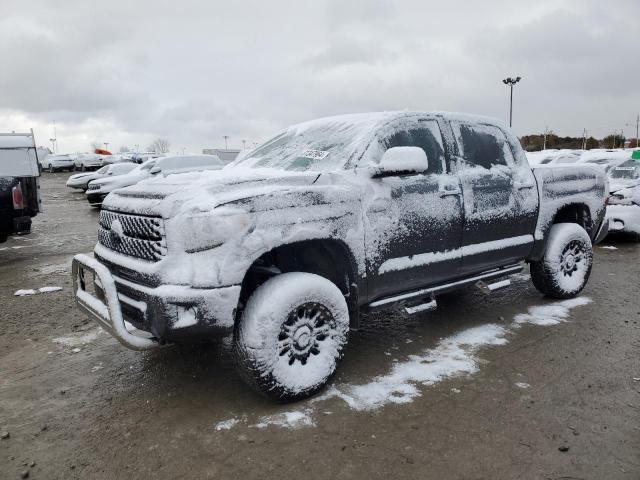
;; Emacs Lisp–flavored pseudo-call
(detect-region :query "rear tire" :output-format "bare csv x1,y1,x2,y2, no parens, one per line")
530,223,593,299
48,165,54,173
234,272,349,402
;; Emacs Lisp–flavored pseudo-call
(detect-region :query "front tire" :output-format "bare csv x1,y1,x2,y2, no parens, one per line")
530,223,593,299
234,272,350,402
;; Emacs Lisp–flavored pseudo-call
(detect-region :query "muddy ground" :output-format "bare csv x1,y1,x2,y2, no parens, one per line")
1,172,639,480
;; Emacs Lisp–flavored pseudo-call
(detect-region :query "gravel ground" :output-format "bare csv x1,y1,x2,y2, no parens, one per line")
1,172,639,480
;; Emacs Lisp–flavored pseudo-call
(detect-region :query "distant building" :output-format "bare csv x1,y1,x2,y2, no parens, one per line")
202,148,241,164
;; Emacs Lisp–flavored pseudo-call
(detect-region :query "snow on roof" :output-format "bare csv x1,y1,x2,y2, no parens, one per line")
0,133,36,149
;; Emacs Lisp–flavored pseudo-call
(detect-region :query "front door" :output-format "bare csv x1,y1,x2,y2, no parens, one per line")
364,118,464,302
448,121,538,276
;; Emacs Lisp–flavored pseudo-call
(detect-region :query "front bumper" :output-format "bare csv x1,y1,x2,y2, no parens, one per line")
606,204,640,235
86,192,108,205
72,254,241,350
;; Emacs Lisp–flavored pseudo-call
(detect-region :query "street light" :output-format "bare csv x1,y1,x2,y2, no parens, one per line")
502,76,522,128
104,142,109,151
223,135,229,150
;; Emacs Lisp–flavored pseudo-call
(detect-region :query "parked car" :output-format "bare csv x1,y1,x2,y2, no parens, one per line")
85,154,224,206
526,149,582,166
605,159,640,239
579,149,634,173
66,163,138,191
73,153,103,171
42,153,75,172
71,111,607,401
0,132,41,242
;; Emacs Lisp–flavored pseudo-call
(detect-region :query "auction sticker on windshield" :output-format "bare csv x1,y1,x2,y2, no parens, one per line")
299,149,329,160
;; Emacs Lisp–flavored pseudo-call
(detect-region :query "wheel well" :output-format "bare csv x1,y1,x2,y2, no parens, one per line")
237,239,360,327
552,204,593,236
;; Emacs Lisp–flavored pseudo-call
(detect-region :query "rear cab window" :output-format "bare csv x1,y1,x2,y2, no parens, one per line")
450,122,515,172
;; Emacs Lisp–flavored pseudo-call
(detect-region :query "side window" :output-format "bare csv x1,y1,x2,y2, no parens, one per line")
381,120,445,174
451,122,514,170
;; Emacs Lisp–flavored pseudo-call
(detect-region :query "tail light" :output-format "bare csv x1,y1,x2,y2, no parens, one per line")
12,183,24,210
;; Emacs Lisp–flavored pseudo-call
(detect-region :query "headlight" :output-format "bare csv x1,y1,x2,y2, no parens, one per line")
180,206,251,253
608,194,631,205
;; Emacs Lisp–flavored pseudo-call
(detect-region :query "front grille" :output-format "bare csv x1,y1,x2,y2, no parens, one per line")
98,210,167,262
88,183,101,191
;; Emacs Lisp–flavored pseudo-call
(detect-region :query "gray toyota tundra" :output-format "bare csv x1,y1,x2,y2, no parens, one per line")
72,111,608,401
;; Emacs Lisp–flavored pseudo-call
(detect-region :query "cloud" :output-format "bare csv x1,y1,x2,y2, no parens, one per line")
0,0,638,152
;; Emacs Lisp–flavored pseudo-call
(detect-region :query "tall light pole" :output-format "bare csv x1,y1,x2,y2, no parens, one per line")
502,76,522,128
223,135,229,150
625,116,639,148
104,142,110,151
242,139,246,150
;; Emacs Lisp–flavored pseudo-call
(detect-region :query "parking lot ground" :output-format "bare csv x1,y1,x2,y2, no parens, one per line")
1,173,639,480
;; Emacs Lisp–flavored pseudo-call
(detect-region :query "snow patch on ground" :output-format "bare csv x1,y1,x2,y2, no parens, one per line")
39,286,63,293
600,246,618,250
513,297,592,327
215,418,241,431
53,328,103,347
515,382,530,389
252,410,315,429
14,286,63,296
321,324,508,411
14,289,37,296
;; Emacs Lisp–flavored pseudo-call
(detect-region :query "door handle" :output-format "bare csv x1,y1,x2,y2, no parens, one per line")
369,199,387,212
439,187,461,197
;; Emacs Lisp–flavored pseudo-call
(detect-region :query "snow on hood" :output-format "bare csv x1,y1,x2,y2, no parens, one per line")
102,167,329,217
609,178,640,193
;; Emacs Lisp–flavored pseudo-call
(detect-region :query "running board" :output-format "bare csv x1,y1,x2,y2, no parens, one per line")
404,298,437,315
368,264,523,310
476,279,511,294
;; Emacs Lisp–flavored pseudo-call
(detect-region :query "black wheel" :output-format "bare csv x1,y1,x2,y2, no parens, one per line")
234,272,349,402
530,223,593,299
48,165,54,173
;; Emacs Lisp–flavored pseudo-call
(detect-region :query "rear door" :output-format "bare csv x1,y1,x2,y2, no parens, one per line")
364,117,464,301
448,121,537,276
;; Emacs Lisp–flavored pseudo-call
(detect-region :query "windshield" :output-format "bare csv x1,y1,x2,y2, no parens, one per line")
96,166,109,174
131,160,157,174
110,163,136,174
610,162,640,179
233,122,372,172
158,155,224,171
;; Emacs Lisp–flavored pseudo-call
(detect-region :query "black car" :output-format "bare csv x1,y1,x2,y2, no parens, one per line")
0,132,41,243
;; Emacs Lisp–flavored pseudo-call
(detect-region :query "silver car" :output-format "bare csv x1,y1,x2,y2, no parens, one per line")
66,163,138,191
42,154,75,172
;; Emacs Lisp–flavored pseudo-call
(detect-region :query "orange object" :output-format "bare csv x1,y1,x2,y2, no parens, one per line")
94,148,112,155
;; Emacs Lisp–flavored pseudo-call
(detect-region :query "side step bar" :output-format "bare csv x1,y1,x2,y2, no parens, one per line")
405,298,437,315
476,279,511,294
368,264,522,311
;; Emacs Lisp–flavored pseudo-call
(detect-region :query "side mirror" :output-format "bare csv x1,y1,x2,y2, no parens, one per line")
149,166,161,175
374,147,429,177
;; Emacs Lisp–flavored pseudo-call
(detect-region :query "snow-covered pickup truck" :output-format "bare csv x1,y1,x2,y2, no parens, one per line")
72,112,608,401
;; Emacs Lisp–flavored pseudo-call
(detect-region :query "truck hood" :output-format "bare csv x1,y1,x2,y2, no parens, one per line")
102,168,336,217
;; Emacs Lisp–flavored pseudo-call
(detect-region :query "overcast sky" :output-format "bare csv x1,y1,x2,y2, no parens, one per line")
1,0,639,153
